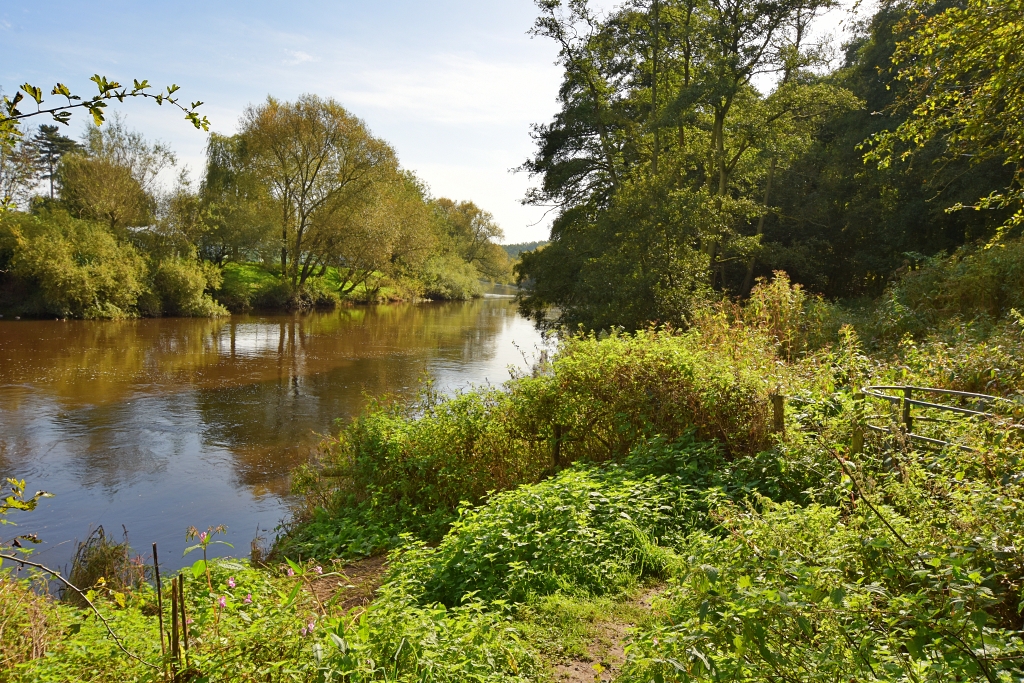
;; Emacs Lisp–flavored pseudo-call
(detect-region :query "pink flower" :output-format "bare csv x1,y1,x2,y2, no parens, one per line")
244,593,252,605
186,618,194,625
300,626,307,636
307,620,316,633
228,577,236,588
218,596,227,609
314,566,322,575
200,532,207,542
287,567,295,577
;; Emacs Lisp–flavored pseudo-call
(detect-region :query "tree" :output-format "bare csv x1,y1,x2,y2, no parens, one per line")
238,95,396,286
197,133,275,264
0,135,37,209
870,0,1024,237
327,172,435,297
32,125,81,200
518,0,856,329
432,198,511,280
58,118,174,234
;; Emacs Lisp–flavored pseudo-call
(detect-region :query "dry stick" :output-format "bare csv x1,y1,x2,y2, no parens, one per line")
152,543,169,682
829,451,926,572
170,577,180,673
179,575,189,664
0,553,159,670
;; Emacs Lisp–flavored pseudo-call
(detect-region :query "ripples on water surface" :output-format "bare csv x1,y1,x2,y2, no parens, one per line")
0,296,545,571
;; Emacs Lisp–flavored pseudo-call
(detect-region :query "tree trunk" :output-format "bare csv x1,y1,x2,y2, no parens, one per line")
743,156,776,293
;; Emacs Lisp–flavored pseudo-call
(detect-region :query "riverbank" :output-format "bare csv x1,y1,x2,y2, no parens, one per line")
4,243,1024,680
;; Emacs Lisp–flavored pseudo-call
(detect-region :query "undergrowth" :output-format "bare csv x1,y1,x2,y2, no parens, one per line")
7,243,1024,681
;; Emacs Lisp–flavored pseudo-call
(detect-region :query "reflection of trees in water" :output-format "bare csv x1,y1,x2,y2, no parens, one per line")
191,299,522,488
0,300,525,495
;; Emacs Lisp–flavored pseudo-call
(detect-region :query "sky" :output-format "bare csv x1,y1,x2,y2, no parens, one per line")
1,0,867,243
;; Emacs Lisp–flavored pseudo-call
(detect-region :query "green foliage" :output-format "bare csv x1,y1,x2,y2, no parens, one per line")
149,256,228,317
871,0,1024,236
501,241,547,259
0,210,147,318
419,253,482,300
287,327,781,559
64,527,146,609
384,437,721,606
0,574,62,673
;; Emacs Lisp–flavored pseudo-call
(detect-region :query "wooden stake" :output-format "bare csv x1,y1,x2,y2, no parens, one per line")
851,392,864,456
152,543,168,682
771,394,786,436
902,387,914,432
179,575,188,660
170,577,179,673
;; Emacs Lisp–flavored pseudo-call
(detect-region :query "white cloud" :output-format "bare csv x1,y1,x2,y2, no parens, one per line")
283,50,318,66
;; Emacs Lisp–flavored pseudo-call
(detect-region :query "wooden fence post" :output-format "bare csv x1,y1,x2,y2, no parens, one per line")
850,392,864,455
771,394,785,438
902,387,913,433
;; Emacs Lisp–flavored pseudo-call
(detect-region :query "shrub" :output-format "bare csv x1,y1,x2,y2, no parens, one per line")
150,256,228,317
869,237,1024,343
385,437,724,606
64,527,147,608
419,253,481,300
291,276,341,310
1,211,147,318
0,573,62,673
288,328,783,557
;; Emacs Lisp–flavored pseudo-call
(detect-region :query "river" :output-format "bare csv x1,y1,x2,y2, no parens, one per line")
0,294,546,573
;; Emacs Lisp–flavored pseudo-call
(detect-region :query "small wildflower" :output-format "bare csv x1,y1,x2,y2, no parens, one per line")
244,593,252,604
228,577,236,588
287,567,295,577
307,619,316,633
186,618,194,625
200,532,207,542
314,566,322,575
218,596,227,609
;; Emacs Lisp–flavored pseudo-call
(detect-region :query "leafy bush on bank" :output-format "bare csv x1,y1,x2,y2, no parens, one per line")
286,326,783,559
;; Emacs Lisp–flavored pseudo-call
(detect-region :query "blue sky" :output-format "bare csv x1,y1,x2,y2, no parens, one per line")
1,0,861,243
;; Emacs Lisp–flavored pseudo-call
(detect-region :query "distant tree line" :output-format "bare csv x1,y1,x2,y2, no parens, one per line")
502,241,548,259
515,0,1019,331
0,95,512,318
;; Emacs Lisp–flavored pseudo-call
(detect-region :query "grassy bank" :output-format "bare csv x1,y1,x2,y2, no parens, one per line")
4,240,1024,681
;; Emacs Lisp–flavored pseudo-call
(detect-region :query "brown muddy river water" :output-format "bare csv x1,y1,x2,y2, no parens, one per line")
0,294,545,572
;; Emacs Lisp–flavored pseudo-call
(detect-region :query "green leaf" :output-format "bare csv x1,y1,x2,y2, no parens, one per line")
191,559,207,580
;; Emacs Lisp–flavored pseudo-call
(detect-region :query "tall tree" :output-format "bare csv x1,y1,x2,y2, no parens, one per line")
57,118,174,234
32,124,81,199
432,199,511,280
871,0,1024,238
518,0,855,329
238,95,395,286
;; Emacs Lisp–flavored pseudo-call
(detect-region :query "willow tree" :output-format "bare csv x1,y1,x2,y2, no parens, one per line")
238,95,396,286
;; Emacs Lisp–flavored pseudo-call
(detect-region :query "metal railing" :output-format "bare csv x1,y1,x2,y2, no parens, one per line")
853,385,1016,453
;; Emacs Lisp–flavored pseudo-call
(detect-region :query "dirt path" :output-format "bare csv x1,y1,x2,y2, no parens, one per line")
308,555,387,611
551,587,662,683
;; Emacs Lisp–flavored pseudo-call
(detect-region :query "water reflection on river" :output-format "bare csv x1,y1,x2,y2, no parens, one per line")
0,295,545,572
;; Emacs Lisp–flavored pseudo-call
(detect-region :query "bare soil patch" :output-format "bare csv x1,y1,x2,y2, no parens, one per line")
308,555,387,611
551,586,663,683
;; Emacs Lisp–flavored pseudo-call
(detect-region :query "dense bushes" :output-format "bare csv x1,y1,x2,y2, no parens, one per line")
286,327,783,558
386,436,722,606
0,211,228,319
0,211,147,318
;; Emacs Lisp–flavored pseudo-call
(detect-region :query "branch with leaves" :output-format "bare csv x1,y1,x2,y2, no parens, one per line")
1,75,210,148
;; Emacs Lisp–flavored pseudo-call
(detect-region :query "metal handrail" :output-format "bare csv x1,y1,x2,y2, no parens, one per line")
856,385,1017,453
